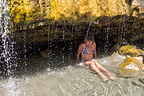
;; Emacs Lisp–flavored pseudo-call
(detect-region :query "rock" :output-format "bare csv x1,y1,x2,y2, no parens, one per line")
125,56,144,71
117,55,144,77
140,64,144,71
117,62,140,77
118,45,144,57
139,75,144,84
124,56,143,65
118,45,137,56
111,51,119,56
39,50,51,58
9,0,144,30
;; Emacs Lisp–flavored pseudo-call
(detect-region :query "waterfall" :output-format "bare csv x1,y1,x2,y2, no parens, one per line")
0,1,20,96
0,0,17,76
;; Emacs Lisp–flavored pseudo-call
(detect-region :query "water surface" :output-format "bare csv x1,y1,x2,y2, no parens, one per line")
0,53,143,96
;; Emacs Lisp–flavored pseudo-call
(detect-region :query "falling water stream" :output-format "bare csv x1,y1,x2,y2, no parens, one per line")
104,18,110,54
0,0,18,76
0,0,11,75
0,0,19,96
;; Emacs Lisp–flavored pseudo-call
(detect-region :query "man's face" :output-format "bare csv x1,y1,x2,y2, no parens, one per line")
86,40,92,47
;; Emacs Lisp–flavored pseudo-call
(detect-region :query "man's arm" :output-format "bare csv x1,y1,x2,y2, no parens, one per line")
76,44,83,63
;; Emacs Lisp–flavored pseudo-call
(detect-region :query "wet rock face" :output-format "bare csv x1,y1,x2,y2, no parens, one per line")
10,15,144,54
8,0,144,30
6,0,144,54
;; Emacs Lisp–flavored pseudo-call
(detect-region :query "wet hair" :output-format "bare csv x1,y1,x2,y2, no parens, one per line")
84,35,94,43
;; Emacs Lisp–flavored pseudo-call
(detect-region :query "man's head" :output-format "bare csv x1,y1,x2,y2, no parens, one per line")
84,36,94,47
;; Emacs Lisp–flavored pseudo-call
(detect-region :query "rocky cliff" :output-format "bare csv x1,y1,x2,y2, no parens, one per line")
4,0,144,53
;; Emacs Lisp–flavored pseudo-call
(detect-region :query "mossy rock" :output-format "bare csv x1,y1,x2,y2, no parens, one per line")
137,49,144,56
117,56,144,77
140,64,144,71
117,62,140,77
125,57,144,71
124,57,143,65
118,45,144,57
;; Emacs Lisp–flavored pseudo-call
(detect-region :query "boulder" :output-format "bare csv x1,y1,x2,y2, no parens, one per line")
124,56,143,65
117,61,140,77
39,50,51,58
117,56,144,77
125,56,144,71
118,45,144,57
140,64,144,71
